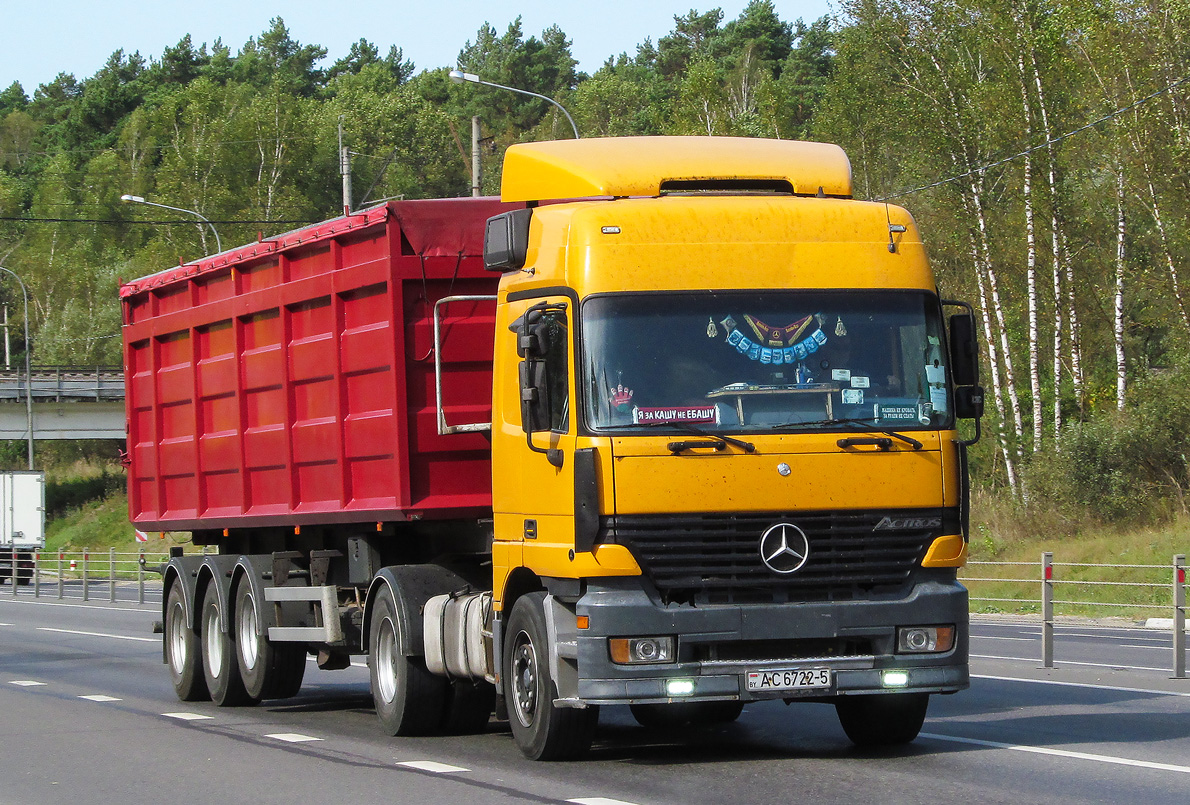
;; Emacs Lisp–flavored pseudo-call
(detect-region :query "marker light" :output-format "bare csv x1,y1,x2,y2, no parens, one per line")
882,671,910,688
609,636,675,664
666,678,696,696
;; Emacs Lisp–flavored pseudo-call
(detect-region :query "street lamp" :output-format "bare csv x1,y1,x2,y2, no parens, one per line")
449,70,579,140
0,266,33,470
120,194,222,254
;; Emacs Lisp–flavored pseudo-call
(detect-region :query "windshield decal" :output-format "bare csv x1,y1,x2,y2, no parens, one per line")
633,406,720,425
610,384,634,413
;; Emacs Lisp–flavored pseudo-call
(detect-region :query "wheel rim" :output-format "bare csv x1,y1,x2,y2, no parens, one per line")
510,629,538,728
236,591,259,671
168,598,187,676
376,616,398,704
203,599,223,680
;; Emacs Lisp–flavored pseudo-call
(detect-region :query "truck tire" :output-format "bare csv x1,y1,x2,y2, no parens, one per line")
504,592,598,760
835,693,929,747
165,582,208,702
368,584,446,735
630,700,744,729
200,583,254,706
441,680,496,734
234,579,306,700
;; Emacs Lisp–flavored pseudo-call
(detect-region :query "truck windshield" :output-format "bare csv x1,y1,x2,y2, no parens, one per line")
582,290,952,433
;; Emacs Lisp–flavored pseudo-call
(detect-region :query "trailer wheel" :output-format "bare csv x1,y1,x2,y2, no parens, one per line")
200,583,253,706
368,584,446,735
505,592,598,760
165,582,208,702
835,693,929,747
441,680,496,734
630,700,744,729
234,580,305,700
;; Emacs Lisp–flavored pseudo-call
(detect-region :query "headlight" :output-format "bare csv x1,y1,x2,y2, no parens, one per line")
609,636,675,664
896,625,955,654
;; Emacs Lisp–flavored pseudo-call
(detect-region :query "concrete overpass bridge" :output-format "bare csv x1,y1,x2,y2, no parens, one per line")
0,366,125,440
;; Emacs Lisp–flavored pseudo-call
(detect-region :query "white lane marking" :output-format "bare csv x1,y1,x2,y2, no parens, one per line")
921,732,1190,775
972,653,1169,672
568,799,644,805
0,597,157,612
0,622,12,626
1121,644,1171,651
9,680,46,686
973,636,1034,641
38,627,157,643
266,733,322,743
79,694,122,702
162,712,212,721
397,760,469,773
973,674,1190,699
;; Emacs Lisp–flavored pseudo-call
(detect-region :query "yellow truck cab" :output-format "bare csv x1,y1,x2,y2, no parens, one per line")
484,136,983,758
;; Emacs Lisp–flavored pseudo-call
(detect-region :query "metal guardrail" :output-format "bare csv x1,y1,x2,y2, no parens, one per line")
3,546,211,604
963,553,1187,678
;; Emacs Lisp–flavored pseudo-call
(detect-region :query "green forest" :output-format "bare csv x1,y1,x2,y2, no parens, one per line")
3,0,1190,541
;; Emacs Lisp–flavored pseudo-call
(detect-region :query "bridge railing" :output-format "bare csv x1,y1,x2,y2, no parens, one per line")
0,365,124,402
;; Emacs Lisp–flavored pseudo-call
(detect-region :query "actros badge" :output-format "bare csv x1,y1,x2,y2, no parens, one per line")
759,523,810,574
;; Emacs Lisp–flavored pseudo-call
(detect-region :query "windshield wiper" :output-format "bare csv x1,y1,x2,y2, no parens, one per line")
633,420,756,454
767,417,923,450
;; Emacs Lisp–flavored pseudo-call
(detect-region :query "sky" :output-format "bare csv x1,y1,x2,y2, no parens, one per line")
0,0,837,94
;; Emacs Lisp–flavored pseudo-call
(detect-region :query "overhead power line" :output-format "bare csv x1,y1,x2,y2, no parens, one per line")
879,72,1190,201
0,216,320,225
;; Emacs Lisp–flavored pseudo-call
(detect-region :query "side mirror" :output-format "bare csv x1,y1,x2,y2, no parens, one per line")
484,208,532,271
948,312,979,387
516,309,550,358
954,385,984,420
519,359,549,435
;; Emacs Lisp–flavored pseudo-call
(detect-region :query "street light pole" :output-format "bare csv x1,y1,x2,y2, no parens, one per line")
119,194,222,254
449,70,579,140
0,266,33,470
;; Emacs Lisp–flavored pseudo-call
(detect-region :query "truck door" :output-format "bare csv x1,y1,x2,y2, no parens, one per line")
498,295,581,569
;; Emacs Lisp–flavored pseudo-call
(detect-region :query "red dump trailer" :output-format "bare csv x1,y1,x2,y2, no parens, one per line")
122,198,527,729
122,198,518,534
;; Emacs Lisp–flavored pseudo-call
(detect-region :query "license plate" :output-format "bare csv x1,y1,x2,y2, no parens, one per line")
746,668,832,692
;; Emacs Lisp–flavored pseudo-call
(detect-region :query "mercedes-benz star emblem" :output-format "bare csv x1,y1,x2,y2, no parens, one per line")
759,523,810,574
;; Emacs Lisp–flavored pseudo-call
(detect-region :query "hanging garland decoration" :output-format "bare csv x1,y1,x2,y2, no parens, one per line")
716,312,828,364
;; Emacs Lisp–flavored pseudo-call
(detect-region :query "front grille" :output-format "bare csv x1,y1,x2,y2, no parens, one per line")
696,637,874,662
602,509,945,604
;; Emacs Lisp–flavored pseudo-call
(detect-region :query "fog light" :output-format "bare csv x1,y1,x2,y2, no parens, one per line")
609,636,675,664
883,671,910,688
666,678,695,696
897,625,955,654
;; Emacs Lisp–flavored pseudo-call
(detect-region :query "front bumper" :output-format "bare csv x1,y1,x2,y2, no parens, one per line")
573,577,969,705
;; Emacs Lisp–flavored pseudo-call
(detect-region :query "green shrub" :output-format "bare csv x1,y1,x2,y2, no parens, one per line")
45,468,125,519
1024,362,1190,523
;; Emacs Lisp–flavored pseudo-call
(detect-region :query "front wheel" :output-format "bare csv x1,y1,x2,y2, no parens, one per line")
835,692,929,747
368,584,446,736
164,582,208,702
504,592,598,760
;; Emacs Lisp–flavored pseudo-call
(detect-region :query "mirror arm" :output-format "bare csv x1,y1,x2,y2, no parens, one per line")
958,415,981,448
524,430,564,467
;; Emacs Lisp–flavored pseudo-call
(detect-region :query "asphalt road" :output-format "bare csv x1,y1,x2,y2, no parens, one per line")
1,592,1188,805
